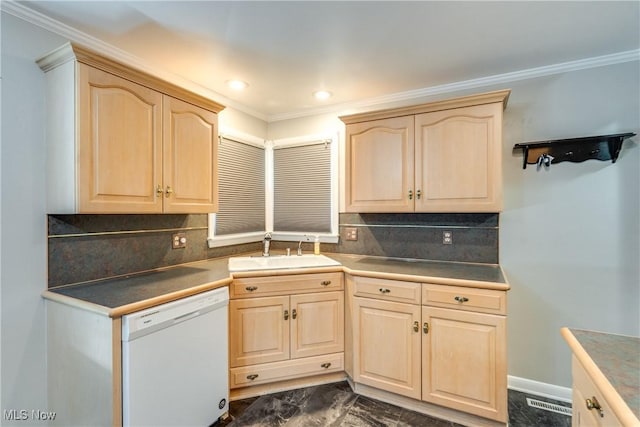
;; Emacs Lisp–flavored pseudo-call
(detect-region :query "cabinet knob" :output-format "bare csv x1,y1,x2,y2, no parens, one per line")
284,309,289,320
245,286,258,292
321,363,332,369
292,309,297,320
586,397,604,418
423,322,429,334
413,321,419,332
165,186,173,197
320,280,331,286
246,374,259,381
416,189,422,199
454,296,469,303
408,189,413,200
379,288,391,294
156,185,164,197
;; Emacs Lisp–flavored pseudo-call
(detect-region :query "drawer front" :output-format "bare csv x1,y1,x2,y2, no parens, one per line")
353,276,421,304
572,356,623,427
230,352,344,388
231,272,343,298
422,283,506,315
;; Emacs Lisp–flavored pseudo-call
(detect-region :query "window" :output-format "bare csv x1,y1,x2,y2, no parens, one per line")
208,132,265,247
270,134,339,243
208,132,338,248
273,142,331,233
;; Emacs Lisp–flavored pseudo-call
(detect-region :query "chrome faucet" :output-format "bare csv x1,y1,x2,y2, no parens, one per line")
262,232,272,257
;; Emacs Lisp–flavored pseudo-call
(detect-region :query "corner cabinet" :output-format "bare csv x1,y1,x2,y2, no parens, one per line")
340,90,510,213
37,43,224,214
228,272,345,398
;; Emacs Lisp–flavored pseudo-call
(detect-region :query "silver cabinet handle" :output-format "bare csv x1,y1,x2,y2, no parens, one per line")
292,309,297,320
413,321,419,332
454,296,469,303
379,288,391,294
284,309,289,320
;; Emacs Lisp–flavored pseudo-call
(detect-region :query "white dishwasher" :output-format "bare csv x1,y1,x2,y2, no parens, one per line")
122,287,229,427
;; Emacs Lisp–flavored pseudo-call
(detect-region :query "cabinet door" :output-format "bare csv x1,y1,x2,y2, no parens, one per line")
345,116,414,212
290,291,344,359
229,296,290,367
162,96,218,213
422,306,507,422
353,297,421,399
415,103,503,212
78,64,163,213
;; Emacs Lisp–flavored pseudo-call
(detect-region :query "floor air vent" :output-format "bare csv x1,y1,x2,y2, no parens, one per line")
526,397,573,416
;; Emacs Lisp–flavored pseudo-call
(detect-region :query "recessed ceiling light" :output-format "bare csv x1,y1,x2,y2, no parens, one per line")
226,80,249,90
313,90,332,100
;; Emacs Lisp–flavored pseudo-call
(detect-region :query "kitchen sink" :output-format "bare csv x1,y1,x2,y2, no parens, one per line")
228,254,341,272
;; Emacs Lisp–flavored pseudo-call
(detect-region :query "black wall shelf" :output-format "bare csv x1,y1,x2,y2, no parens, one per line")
513,132,636,169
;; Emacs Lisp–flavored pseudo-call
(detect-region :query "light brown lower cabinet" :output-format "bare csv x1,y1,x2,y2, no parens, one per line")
350,275,508,423
422,306,507,421
229,272,345,391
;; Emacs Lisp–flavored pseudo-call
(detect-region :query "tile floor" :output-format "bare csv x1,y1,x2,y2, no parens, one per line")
214,381,572,427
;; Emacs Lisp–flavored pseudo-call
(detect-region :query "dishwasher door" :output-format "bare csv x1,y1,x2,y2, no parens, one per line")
122,287,229,427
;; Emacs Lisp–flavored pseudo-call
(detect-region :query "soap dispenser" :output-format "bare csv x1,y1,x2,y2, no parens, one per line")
314,235,320,255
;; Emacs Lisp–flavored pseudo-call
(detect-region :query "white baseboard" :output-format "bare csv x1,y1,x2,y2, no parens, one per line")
508,375,572,404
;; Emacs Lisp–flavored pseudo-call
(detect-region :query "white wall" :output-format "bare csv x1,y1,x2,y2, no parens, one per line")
499,63,639,386
1,12,66,422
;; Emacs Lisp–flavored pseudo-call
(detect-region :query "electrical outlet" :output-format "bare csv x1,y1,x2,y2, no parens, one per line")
172,232,187,249
345,227,358,241
442,231,453,245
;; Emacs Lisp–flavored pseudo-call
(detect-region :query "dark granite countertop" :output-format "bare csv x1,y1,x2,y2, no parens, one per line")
45,257,232,316
329,253,507,287
44,252,508,317
569,329,640,421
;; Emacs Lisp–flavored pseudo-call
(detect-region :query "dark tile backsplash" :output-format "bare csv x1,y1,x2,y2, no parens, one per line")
47,212,499,287
333,213,499,264
47,214,260,287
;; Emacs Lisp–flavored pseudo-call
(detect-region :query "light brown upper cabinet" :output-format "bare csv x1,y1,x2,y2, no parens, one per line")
38,43,224,214
341,90,510,213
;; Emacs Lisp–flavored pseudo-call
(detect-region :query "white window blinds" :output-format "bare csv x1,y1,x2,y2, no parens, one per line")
216,137,265,235
273,141,332,233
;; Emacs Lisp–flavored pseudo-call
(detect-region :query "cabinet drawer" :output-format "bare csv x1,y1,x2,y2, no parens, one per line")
231,272,343,298
353,276,421,304
422,283,506,315
230,352,344,388
572,356,623,427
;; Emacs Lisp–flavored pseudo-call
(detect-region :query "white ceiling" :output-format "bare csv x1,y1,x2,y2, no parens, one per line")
14,1,640,121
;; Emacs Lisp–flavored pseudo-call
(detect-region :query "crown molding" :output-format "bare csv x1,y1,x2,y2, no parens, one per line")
269,49,640,122
1,0,268,121
3,0,638,124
